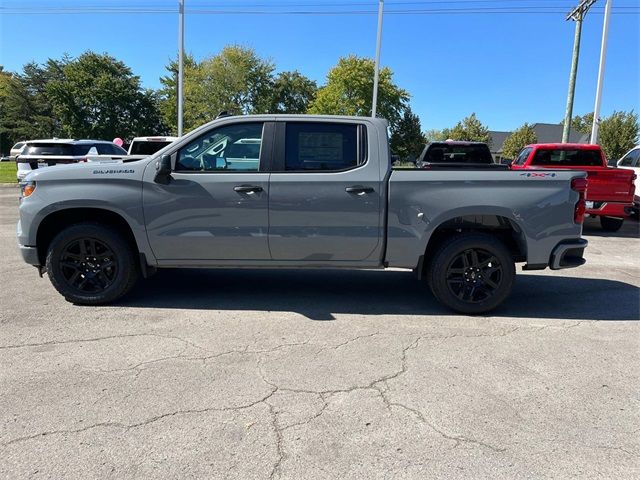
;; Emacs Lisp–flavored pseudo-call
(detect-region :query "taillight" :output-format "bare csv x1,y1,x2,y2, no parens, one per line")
572,177,588,224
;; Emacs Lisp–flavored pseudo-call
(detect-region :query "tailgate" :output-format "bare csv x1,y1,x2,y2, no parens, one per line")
584,168,635,202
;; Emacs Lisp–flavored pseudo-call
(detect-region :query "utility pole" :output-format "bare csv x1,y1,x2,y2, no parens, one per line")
372,0,384,118
591,0,612,144
562,0,597,143
177,0,185,137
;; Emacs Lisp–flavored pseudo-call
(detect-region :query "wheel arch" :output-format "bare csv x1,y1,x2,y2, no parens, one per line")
417,213,527,279
35,207,140,266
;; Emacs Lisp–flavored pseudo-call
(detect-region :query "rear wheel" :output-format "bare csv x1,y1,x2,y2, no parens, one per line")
46,223,139,305
427,233,515,314
599,216,624,232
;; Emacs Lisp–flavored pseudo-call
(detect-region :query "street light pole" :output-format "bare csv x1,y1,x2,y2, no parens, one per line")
562,0,596,143
591,0,612,144
177,0,185,137
372,0,384,118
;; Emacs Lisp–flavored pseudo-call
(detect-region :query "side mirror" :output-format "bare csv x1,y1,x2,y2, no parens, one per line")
154,154,172,184
87,147,98,155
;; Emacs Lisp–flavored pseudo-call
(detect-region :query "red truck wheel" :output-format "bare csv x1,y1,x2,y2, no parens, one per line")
599,216,624,232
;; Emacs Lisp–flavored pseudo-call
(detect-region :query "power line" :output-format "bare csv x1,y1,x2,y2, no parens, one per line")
1,6,638,14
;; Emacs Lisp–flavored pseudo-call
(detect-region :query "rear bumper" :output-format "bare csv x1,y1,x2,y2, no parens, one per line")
549,239,588,270
586,201,633,218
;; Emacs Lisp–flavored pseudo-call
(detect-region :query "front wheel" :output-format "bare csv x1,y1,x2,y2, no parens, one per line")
427,233,516,314
46,223,139,305
599,216,624,232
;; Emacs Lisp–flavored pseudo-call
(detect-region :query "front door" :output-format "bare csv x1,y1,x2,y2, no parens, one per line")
143,121,272,262
268,120,383,263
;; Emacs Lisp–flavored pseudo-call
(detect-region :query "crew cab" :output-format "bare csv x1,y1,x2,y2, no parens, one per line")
511,143,636,231
17,115,589,314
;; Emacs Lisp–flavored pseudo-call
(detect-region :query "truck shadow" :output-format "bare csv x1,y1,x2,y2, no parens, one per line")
582,216,640,239
121,268,639,321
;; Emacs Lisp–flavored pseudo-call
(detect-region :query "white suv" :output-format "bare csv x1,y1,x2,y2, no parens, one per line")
16,139,127,181
617,145,640,214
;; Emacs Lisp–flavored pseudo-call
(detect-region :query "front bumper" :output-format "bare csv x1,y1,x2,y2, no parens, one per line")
19,245,40,266
549,239,588,270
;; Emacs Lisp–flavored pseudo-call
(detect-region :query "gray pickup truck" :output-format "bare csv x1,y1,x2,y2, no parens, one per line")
17,115,588,313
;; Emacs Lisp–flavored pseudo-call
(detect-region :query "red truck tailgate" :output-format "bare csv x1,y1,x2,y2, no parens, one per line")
581,167,636,202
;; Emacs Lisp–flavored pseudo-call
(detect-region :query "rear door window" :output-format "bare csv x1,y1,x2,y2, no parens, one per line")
531,149,602,166
283,122,364,171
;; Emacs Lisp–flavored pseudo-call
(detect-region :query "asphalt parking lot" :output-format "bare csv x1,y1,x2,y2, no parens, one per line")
0,185,638,479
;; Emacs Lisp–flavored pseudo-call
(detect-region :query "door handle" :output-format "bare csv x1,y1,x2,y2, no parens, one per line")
234,185,263,193
345,185,374,194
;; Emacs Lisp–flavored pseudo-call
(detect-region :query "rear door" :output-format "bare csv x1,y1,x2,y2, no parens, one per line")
143,120,273,261
268,120,383,263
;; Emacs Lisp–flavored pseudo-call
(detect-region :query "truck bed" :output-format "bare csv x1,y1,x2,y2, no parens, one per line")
386,169,584,269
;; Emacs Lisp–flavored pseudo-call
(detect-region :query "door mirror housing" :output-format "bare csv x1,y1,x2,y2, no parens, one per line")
154,154,172,184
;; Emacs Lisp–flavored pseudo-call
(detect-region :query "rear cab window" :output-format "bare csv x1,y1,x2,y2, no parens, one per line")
531,149,603,167
424,143,493,164
282,122,366,172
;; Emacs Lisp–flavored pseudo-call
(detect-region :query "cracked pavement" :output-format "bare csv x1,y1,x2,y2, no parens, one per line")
0,187,638,479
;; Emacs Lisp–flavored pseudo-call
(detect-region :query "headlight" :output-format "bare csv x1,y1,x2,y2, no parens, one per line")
20,181,36,198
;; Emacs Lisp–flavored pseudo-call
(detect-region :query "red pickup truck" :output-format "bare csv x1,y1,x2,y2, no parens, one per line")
511,143,636,231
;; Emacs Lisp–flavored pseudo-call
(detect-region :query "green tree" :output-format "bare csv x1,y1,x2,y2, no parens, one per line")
501,123,538,159
0,59,68,152
308,55,409,130
390,107,425,161
442,113,491,145
598,110,639,161
158,53,198,135
424,128,447,142
268,71,317,114
570,112,594,135
160,46,275,133
46,51,166,139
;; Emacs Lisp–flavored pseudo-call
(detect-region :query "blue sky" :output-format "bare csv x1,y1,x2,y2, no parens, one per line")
1,0,639,131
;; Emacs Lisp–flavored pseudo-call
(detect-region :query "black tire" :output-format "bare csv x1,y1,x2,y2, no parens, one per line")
427,233,516,314
45,223,139,305
599,216,624,232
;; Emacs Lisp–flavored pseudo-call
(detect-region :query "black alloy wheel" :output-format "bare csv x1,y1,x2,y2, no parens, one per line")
427,233,515,314
445,248,504,304
59,237,118,293
46,223,139,305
